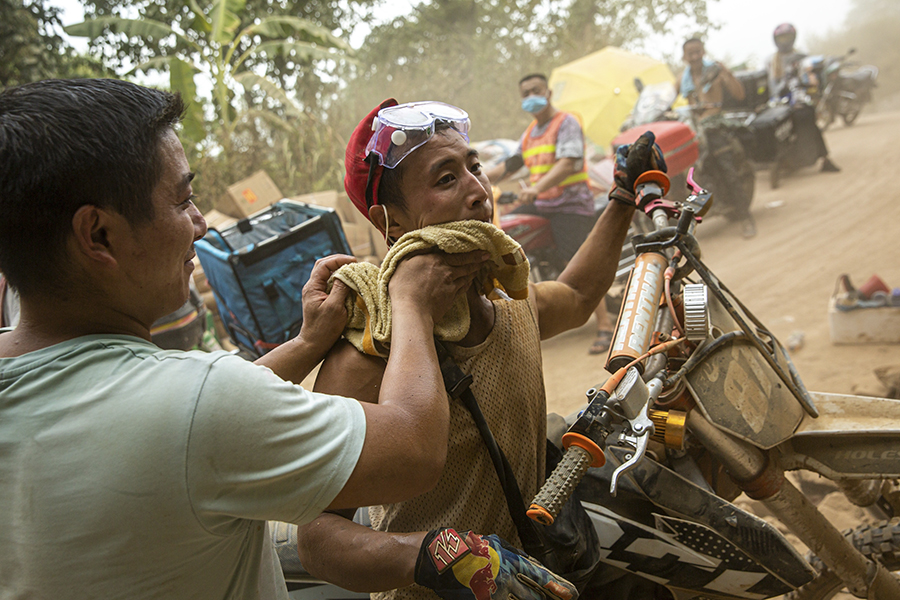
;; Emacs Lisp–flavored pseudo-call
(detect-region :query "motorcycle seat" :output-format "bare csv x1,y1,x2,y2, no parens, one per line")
843,69,877,83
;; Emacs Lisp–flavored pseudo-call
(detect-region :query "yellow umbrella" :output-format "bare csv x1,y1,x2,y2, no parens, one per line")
549,46,676,152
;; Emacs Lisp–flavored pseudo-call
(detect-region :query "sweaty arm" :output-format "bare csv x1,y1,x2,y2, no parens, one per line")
718,65,746,101
298,501,427,591
297,337,428,591
325,251,488,509
533,200,636,339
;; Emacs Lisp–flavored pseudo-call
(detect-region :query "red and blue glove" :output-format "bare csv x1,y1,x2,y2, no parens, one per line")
415,528,577,600
609,130,668,208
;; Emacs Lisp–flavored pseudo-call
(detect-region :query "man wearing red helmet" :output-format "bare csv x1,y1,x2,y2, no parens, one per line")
295,99,665,600
765,22,840,173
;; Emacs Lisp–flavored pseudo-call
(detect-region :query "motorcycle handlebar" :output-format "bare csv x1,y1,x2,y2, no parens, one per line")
527,444,595,525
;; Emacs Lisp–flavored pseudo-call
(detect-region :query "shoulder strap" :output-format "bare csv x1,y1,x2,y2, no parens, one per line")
434,340,552,562
0,275,7,328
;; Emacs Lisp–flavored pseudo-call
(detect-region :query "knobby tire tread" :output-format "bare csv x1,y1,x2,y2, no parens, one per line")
785,518,900,600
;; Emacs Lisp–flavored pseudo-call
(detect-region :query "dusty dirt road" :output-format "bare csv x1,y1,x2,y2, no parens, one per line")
539,110,900,597
541,109,900,417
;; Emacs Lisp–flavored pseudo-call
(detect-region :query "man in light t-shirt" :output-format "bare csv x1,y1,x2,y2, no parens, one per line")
0,79,491,600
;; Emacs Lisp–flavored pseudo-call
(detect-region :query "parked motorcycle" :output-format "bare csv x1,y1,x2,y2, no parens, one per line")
528,169,900,599
613,80,755,227
816,49,878,130
496,190,641,285
727,67,825,190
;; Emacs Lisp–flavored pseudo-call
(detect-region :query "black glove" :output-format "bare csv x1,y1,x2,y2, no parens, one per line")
609,131,667,207
415,528,577,600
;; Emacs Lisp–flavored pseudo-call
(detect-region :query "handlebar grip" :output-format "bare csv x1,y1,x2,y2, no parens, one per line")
527,445,593,526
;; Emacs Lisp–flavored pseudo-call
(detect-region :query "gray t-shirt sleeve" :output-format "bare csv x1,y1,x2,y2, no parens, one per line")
555,114,585,169
185,355,366,529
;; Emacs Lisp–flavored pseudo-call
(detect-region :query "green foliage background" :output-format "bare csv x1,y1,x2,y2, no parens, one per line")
3,0,715,214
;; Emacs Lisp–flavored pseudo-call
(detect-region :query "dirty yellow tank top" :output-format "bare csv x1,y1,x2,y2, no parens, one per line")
370,295,546,600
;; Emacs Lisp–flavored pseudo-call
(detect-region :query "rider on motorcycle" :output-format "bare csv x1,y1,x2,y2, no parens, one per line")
485,74,616,354
679,37,758,238
764,23,840,173
679,37,746,120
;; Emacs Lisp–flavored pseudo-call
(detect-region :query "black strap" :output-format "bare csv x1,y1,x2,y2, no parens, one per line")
434,341,552,563
0,275,7,327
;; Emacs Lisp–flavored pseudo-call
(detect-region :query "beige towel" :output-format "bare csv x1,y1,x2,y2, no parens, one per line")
332,220,530,357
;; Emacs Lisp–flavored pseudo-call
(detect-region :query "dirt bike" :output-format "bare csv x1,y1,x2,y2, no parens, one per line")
527,168,900,599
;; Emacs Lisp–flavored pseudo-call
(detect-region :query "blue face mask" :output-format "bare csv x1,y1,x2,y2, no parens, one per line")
521,95,548,114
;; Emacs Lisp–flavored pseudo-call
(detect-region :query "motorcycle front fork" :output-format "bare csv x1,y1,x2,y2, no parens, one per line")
687,410,900,599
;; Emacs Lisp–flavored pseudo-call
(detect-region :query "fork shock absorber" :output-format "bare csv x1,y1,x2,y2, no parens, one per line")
606,251,668,374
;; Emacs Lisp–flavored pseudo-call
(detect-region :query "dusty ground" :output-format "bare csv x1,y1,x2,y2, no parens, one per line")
539,110,900,597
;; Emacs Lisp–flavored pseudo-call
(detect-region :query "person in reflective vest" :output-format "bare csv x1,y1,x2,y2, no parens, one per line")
486,73,615,355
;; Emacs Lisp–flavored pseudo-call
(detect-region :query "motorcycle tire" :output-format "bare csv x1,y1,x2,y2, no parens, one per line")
841,100,862,126
785,518,900,600
726,136,755,216
816,101,835,131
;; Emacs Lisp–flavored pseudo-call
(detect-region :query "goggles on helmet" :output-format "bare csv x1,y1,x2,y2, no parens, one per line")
366,101,470,170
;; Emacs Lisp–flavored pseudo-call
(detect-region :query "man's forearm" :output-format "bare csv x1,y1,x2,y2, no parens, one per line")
721,68,746,101
297,513,425,592
326,301,449,508
380,302,448,458
254,336,324,384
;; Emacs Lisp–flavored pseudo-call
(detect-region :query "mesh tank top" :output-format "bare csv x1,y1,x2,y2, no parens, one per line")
370,296,547,600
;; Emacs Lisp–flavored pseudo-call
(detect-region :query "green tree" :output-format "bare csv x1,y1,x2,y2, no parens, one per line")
66,0,354,147
1,0,106,89
341,0,710,142
66,0,357,210
74,0,375,109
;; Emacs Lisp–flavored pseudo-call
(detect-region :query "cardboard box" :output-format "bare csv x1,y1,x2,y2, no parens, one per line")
829,298,900,344
290,190,359,226
219,170,283,218
202,209,239,231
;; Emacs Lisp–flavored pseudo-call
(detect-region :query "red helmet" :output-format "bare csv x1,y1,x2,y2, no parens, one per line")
773,23,796,52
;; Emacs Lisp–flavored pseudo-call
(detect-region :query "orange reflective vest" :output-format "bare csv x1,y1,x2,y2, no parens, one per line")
522,111,589,200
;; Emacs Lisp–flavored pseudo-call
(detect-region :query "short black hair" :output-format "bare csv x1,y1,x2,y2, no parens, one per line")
0,78,185,296
519,73,548,86
683,37,704,51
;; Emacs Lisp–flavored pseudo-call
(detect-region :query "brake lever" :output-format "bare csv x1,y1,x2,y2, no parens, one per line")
609,403,655,496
